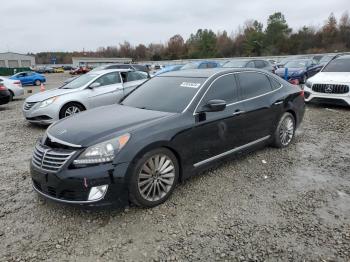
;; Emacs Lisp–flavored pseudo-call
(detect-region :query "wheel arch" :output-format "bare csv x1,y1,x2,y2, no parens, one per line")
127,141,184,183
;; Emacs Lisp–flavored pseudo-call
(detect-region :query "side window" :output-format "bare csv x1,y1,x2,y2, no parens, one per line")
207,62,217,68
93,72,121,87
246,61,255,68
198,63,208,69
254,60,265,68
126,71,145,82
237,72,273,100
268,76,282,90
201,74,238,106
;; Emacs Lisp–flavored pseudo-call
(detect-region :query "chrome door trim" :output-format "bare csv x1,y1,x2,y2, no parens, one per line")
193,135,270,168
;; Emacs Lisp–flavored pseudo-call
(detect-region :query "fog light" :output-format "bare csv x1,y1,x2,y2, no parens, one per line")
88,185,108,201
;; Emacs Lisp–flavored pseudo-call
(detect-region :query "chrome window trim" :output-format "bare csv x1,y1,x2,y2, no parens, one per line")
192,71,283,115
193,135,270,168
47,132,82,148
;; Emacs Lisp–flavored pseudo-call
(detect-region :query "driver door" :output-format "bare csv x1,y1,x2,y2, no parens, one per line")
88,72,123,108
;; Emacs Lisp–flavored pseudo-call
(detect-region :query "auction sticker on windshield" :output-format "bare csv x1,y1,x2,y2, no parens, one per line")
180,82,201,88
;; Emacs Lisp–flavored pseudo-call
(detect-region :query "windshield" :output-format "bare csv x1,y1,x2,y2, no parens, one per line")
181,63,199,70
61,73,98,89
122,76,207,113
223,60,248,68
284,60,309,68
322,58,350,72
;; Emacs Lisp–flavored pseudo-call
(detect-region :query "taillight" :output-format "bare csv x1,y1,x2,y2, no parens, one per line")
0,85,7,91
300,90,304,98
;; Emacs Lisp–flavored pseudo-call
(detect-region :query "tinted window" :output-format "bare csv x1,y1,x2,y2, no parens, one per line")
123,77,206,113
207,62,217,68
238,72,273,99
246,61,255,68
127,71,148,81
268,77,282,90
322,58,350,72
93,72,121,86
254,60,265,68
198,63,207,69
201,74,238,105
223,60,248,68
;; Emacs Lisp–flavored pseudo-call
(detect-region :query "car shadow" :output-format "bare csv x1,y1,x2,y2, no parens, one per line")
306,103,350,111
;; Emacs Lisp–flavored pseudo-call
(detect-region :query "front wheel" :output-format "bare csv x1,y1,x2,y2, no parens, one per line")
272,112,296,148
59,103,85,119
129,148,179,208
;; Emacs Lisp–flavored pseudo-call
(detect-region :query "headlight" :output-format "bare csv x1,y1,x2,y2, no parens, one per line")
73,133,130,165
39,97,58,108
305,80,312,89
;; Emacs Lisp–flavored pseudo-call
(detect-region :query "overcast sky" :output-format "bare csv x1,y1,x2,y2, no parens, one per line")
0,0,348,53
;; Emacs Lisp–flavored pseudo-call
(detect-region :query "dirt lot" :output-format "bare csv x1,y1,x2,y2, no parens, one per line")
0,73,349,261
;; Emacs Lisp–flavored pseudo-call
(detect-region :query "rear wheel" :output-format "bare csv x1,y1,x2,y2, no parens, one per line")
129,148,179,208
59,103,85,119
8,90,14,101
34,80,41,86
272,112,295,148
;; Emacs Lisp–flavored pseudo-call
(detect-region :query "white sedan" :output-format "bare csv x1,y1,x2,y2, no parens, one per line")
0,76,24,100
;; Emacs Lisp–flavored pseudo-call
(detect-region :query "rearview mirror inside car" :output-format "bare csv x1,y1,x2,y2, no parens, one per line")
202,99,226,112
89,82,101,88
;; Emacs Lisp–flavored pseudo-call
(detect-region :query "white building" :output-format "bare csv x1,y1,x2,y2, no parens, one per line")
0,52,35,68
72,57,132,67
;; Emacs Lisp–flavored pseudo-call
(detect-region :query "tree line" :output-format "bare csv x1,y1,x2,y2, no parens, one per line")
35,11,350,64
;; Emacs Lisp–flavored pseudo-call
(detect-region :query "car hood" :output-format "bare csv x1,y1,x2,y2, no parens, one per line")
275,67,305,75
25,88,79,102
308,72,350,84
48,105,175,147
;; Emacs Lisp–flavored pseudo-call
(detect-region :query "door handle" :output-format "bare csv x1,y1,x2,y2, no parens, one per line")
232,110,245,116
274,101,283,105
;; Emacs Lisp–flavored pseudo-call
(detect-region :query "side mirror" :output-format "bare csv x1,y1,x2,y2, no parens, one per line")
89,82,101,89
202,99,226,112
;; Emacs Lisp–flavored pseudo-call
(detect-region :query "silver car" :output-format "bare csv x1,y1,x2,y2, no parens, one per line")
22,69,149,125
0,76,24,100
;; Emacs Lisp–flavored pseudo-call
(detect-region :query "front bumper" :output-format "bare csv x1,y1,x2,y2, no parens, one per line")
304,86,350,106
22,102,60,125
30,160,130,207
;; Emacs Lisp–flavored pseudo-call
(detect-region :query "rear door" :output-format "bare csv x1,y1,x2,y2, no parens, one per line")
88,72,123,108
237,71,280,142
122,71,149,95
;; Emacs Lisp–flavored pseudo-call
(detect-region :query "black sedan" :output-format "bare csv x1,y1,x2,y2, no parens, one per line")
0,81,11,105
30,68,305,208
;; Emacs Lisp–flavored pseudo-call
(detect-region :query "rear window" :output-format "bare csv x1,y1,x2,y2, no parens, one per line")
322,58,350,72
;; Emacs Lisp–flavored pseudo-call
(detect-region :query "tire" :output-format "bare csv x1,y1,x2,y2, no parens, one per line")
128,148,179,208
59,103,85,119
271,112,296,148
34,80,41,86
8,90,14,102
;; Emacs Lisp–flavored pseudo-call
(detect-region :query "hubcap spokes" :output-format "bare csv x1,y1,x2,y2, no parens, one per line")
65,106,80,117
138,154,175,202
279,117,294,146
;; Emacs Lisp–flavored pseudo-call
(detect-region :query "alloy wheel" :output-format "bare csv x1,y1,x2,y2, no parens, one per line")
137,154,176,202
279,116,294,146
64,105,81,117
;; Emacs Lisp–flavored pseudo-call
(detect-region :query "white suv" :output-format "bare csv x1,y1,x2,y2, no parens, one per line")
304,55,350,106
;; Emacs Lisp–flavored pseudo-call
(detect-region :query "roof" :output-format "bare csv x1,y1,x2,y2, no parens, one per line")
159,68,265,78
88,68,134,74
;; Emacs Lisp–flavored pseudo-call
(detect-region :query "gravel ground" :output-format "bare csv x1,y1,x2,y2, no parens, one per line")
0,73,349,261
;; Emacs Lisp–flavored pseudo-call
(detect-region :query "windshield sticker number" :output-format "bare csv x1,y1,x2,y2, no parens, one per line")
180,82,201,89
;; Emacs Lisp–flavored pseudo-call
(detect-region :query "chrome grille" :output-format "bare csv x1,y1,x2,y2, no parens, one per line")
32,144,75,173
312,84,349,94
24,102,37,111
